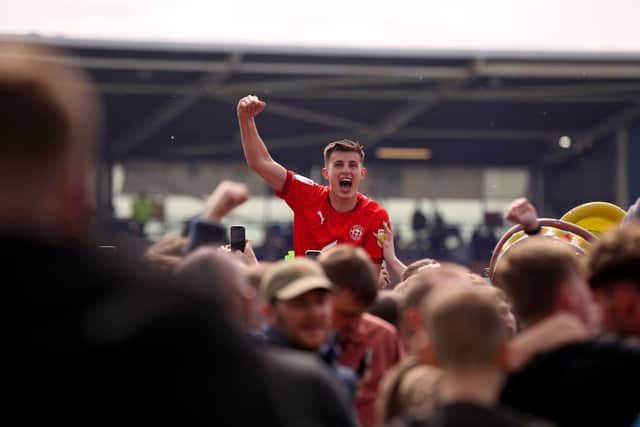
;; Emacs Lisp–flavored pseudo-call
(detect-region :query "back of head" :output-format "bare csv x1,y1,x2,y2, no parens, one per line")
589,223,640,293
402,263,472,312
424,287,508,369
176,247,254,327
368,290,403,328
0,43,98,183
0,43,100,233
144,233,187,272
493,237,584,328
319,244,378,307
402,258,439,282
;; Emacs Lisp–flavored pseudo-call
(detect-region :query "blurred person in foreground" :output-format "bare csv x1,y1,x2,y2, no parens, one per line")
389,286,552,427
3,43,285,426
319,244,404,427
494,236,640,427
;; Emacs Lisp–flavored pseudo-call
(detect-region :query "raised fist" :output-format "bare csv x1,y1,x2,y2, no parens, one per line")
505,197,539,231
202,180,250,223
237,95,266,120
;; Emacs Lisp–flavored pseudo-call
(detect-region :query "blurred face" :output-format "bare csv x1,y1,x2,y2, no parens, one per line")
322,151,366,201
268,289,332,351
332,289,367,339
594,284,640,337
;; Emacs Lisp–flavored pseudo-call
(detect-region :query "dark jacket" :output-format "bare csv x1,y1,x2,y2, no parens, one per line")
258,325,358,404
10,235,285,427
261,347,358,427
500,336,640,427
388,402,553,427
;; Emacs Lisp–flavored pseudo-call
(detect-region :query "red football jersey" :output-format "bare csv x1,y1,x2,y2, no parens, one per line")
275,170,389,264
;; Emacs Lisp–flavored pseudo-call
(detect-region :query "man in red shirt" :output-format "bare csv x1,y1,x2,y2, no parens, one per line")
319,245,404,427
237,95,389,267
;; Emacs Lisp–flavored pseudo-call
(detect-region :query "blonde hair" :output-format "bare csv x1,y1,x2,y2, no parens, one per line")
423,287,508,368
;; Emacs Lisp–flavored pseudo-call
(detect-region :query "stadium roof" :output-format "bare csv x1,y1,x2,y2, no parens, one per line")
4,35,640,168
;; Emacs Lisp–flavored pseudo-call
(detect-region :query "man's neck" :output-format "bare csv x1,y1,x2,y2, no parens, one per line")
328,191,358,213
439,367,504,407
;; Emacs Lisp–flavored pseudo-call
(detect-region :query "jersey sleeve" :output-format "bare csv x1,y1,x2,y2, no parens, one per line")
363,208,390,265
274,170,323,211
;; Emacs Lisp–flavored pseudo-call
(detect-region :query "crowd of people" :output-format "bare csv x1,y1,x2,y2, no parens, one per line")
6,42,640,427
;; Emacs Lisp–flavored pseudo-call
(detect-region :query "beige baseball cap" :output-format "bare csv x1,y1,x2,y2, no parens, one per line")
260,258,333,302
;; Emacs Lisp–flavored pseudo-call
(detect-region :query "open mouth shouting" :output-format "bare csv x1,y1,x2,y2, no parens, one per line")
339,177,353,192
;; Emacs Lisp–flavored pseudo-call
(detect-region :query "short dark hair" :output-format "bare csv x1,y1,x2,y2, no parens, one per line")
493,237,584,326
589,223,640,292
318,244,377,307
368,291,402,328
323,139,365,164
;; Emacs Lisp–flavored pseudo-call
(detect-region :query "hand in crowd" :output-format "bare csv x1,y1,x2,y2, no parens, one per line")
220,240,259,267
238,240,259,266
202,180,250,222
237,95,267,121
505,197,539,231
374,221,397,261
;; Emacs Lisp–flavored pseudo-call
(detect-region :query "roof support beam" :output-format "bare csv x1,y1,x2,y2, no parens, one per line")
97,81,640,104
169,132,347,156
112,53,243,159
167,127,562,158
360,63,479,150
397,127,573,141
541,103,640,165
11,51,640,79
476,62,640,79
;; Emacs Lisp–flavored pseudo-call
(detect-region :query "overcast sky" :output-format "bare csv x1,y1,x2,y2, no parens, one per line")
3,0,640,53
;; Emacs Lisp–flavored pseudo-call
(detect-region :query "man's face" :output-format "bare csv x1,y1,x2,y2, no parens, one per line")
332,289,367,339
268,289,332,351
322,151,366,200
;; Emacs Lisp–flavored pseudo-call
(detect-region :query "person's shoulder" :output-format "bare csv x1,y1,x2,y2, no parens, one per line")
292,172,317,187
525,335,640,368
437,403,553,427
290,172,327,192
361,313,401,342
362,312,397,332
504,335,640,396
261,347,354,412
263,347,333,378
356,194,388,219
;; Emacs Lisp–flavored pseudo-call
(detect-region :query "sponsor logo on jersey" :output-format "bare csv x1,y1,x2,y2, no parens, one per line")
350,224,364,241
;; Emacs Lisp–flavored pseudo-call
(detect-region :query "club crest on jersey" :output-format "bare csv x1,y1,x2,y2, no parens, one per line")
349,224,364,241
